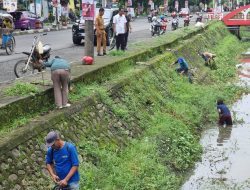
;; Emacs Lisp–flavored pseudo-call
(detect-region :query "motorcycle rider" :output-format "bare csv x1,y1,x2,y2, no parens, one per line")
151,16,161,35
172,17,179,30
159,15,167,33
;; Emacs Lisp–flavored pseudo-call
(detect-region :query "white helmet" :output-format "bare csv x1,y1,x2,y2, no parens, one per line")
152,16,157,21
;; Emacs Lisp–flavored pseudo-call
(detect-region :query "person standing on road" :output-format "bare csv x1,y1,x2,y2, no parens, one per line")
113,8,127,51
217,99,233,125
45,131,80,190
95,8,106,56
124,9,132,50
41,56,71,109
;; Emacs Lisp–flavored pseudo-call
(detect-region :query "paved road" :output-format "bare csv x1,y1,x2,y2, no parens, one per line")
0,15,199,83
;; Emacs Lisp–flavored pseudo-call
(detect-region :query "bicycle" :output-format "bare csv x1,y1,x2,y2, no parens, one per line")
52,184,72,190
0,13,16,55
109,33,116,51
1,30,15,55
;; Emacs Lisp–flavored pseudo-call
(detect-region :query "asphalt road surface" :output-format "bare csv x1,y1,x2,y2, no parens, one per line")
0,15,199,83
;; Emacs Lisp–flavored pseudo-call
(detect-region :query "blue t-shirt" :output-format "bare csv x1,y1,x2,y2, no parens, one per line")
217,104,231,116
177,58,189,70
46,142,80,183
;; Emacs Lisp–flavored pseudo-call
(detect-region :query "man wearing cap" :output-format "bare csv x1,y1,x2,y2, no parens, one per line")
45,131,80,189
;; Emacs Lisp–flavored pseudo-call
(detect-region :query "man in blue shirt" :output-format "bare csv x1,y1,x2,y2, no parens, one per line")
45,131,80,189
217,99,233,125
172,57,189,74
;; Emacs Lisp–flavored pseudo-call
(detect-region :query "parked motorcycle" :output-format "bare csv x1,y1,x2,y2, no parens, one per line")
172,18,179,30
14,34,51,78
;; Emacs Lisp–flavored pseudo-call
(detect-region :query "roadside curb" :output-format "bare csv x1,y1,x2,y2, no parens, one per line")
12,25,72,36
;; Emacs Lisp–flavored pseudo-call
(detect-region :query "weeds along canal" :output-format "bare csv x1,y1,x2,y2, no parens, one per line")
182,48,250,190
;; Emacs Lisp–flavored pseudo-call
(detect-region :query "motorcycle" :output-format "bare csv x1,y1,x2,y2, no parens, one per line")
14,33,51,78
160,17,167,34
196,15,202,23
172,18,179,30
148,14,153,23
150,18,166,36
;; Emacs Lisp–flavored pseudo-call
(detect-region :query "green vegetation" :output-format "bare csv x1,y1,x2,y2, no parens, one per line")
109,50,126,56
240,26,250,39
4,82,39,96
69,23,250,189
2,22,250,189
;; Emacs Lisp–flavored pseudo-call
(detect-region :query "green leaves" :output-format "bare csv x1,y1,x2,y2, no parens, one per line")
4,82,39,96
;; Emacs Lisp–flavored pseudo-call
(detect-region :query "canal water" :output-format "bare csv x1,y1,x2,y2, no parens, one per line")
182,49,250,190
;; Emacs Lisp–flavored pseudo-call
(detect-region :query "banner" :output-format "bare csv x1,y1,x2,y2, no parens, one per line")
82,0,95,20
3,0,17,12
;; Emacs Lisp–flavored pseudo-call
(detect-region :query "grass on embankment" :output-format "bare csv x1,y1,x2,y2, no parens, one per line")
69,23,250,189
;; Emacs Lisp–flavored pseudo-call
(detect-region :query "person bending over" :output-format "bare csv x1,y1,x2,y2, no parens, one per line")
217,99,232,126
172,57,189,74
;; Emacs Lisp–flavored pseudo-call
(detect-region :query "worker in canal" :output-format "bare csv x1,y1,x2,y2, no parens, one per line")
217,99,233,126
171,57,189,75
198,51,216,66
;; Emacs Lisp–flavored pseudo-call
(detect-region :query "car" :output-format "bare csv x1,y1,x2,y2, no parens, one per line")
179,8,190,17
72,8,119,45
9,11,43,30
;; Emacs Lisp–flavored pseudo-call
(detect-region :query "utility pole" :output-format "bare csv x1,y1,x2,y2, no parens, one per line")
84,20,94,59
83,0,94,60
34,0,37,16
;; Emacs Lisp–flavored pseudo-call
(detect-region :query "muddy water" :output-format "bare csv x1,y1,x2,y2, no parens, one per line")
182,52,250,190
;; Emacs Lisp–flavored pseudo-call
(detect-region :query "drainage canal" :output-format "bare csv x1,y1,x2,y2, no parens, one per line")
182,48,250,190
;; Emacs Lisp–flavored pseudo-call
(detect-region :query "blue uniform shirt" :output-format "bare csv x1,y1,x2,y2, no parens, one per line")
217,104,231,116
46,142,80,183
177,58,189,70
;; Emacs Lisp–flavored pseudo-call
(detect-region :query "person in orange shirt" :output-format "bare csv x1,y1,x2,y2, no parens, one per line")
95,8,106,56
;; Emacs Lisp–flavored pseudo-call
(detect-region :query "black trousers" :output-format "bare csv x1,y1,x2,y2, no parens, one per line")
116,33,125,51
124,32,129,48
